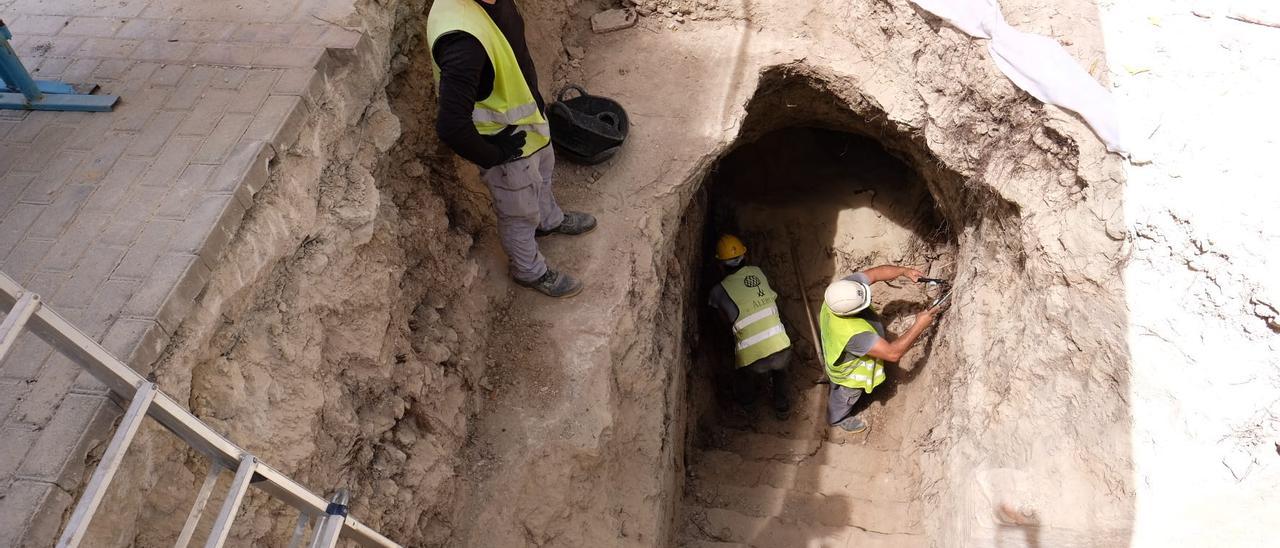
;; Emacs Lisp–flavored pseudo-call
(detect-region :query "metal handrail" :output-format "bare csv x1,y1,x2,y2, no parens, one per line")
0,271,399,548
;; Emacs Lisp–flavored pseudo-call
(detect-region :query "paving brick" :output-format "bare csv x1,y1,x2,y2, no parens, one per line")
102,317,167,369
0,333,52,380
171,20,236,42
0,120,17,141
0,423,39,480
26,184,93,241
116,19,181,40
91,58,134,81
132,39,197,63
0,144,29,176
39,212,110,273
150,63,189,87
60,58,101,84
110,86,172,132
211,67,250,90
0,380,29,426
62,108,114,152
191,43,257,66
208,139,273,196
156,164,216,220
25,271,68,301
19,35,85,58
19,151,83,205
0,203,45,258
0,239,53,284
16,392,116,490
80,278,139,340
291,24,330,46
59,17,125,38
0,172,37,213
48,244,127,314
253,46,324,69
69,132,132,185
118,60,161,87
82,157,149,215
111,219,181,280
139,136,202,188
4,111,58,143
10,354,82,428
31,56,73,78
192,113,253,165
245,94,306,148
320,26,363,50
227,70,280,114
98,185,165,247
165,65,220,111
124,253,209,333
174,88,236,137
74,37,140,59
230,22,300,44
170,194,247,268
272,67,323,98
126,111,186,157
0,479,72,546
14,125,76,172
8,15,71,35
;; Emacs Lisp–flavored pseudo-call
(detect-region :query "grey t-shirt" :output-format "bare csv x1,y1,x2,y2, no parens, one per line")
835,273,885,362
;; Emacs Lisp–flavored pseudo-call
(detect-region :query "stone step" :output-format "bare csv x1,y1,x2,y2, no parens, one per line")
687,479,920,533
688,449,915,500
702,430,899,469
683,506,926,548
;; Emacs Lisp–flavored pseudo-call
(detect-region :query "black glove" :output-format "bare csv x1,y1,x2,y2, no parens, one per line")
485,125,527,164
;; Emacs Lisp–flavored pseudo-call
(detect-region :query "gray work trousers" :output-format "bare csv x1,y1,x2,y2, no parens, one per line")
827,384,864,425
479,146,565,282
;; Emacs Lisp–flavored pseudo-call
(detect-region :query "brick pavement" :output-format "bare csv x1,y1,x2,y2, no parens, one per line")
0,1,367,543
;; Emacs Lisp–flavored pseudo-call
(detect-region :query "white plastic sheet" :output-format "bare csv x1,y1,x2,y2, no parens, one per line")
911,0,1130,155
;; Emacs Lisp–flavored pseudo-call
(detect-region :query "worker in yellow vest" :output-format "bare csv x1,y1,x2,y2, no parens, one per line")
708,235,792,419
820,266,944,433
427,0,597,298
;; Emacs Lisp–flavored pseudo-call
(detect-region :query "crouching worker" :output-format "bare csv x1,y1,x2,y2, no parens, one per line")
708,235,792,420
820,265,944,433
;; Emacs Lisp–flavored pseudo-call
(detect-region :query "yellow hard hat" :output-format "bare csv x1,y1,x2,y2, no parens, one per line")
715,234,747,261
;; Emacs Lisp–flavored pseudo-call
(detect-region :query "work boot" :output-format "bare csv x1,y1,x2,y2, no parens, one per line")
536,211,597,237
835,415,868,434
515,269,583,298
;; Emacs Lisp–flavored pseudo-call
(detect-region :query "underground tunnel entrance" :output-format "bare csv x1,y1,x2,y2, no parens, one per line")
675,126,956,547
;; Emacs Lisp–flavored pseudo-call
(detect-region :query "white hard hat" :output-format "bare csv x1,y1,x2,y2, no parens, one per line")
824,280,872,316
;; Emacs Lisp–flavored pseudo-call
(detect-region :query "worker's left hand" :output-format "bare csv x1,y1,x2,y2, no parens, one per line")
902,267,925,282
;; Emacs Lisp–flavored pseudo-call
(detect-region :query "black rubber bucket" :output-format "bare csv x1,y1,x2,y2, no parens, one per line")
548,85,629,165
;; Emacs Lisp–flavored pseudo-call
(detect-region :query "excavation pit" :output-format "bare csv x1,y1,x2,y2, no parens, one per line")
675,125,957,546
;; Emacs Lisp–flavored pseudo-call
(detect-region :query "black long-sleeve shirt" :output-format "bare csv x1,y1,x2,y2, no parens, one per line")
432,0,545,168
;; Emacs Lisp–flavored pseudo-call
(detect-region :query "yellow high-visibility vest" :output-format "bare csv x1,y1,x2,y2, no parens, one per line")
721,266,791,368
426,0,550,159
819,303,886,392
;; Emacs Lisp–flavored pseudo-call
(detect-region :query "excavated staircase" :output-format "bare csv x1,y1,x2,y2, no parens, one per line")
675,369,925,548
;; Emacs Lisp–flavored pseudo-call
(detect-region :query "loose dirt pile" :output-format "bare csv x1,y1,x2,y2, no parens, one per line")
69,0,1137,546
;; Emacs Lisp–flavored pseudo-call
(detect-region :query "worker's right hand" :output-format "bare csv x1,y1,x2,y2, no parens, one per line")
486,125,527,164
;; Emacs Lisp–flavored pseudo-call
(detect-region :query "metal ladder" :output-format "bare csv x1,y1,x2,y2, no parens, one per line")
0,271,400,548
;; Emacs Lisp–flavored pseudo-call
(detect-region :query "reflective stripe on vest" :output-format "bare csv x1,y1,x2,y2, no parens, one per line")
721,266,791,368
818,303,887,393
426,0,551,159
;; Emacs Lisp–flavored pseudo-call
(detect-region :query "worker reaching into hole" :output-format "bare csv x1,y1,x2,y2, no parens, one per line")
820,266,947,433
427,0,597,298
708,235,793,420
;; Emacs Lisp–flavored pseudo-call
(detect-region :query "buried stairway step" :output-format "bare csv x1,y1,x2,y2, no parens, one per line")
683,505,925,548
705,430,898,466
686,479,920,532
688,449,915,500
